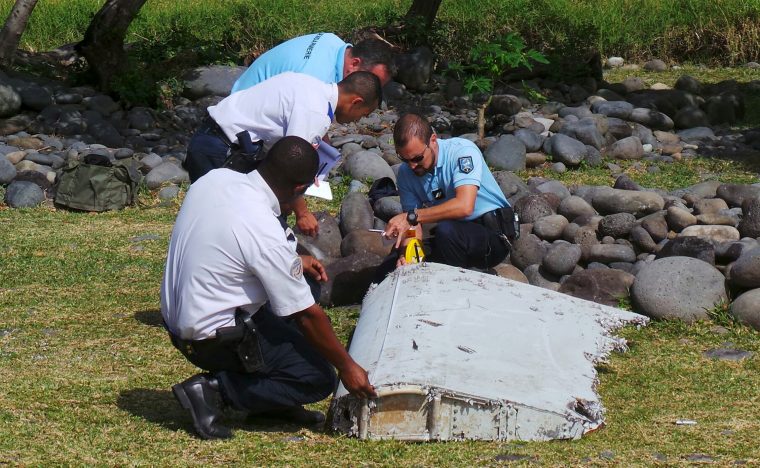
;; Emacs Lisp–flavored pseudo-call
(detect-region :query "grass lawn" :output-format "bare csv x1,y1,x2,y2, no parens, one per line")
1,65,759,465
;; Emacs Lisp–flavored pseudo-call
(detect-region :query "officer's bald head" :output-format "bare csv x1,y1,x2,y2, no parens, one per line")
393,113,433,147
258,136,318,200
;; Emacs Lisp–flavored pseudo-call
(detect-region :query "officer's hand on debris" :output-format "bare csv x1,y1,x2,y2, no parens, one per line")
339,361,377,399
296,210,319,237
301,255,328,282
383,213,410,248
396,255,408,269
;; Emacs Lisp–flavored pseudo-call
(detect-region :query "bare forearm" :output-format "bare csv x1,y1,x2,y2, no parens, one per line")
293,305,353,371
292,195,309,217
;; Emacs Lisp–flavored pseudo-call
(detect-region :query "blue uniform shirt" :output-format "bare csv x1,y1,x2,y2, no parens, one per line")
232,33,349,93
397,138,509,221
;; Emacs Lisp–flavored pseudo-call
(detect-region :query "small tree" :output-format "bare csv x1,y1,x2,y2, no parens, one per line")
0,0,39,67
75,0,148,92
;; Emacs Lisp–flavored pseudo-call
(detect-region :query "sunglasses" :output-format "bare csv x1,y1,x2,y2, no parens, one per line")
397,144,429,165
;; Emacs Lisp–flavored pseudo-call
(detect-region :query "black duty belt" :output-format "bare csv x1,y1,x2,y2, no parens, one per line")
202,116,236,148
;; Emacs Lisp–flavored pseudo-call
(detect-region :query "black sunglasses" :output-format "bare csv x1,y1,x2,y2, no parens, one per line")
397,144,429,165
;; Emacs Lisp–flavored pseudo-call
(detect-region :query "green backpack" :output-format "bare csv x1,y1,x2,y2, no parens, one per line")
54,154,142,212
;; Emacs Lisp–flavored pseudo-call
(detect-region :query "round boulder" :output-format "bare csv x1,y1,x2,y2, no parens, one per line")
598,213,636,238
0,84,22,118
344,150,395,182
729,289,760,331
510,233,547,270
513,194,555,224
728,248,760,289
542,241,582,276
340,230,392,258
0,156,17,184
549,134,587,166
484,134,526,171
4,180,44,208
632,256,727,322
592,187,665,216
532,214,569,241
339,192,375,236
738,198,760,238
558,269,635,307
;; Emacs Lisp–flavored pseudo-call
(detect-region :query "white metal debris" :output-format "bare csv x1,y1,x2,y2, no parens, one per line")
329,262,648,441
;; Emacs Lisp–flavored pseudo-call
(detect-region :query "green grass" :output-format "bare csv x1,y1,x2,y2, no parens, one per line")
2,0,759,66
1,205,759,465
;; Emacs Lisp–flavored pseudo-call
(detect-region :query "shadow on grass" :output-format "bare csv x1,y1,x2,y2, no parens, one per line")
117,388,329,438
134,310,163,327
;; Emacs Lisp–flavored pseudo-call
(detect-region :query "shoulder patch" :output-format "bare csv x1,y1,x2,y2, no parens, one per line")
290,257,303,280
458,156,474,174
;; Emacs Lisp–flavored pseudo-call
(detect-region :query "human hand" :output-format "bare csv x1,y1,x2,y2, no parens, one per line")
339,361,376,399
301,255,328,282
395,254,408,269
296,210,319,237
383,213,410,248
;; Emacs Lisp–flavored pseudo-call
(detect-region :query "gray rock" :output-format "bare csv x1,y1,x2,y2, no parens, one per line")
643,59,668,72
144,162,188,189
612,174,642,191
559,117,605,149
513,128,544,152
86,94,120,116
510,233,547,270
0,84,21,118
24,152,65,169
320,252,384,306
716,183,760,208
373,196,403,221
139,153,163,173
559,268,635,307
677,126,714,141
157,185,180,201
639,211,669,242
592,187,665,216
296,211,342,260
632,122,657,145
88,120,124,148
606,117,634,140
674,75,702,95
729,248,760,289
583,244,636,264
344,150,395,182
621,77,646,93
340,230,392,258
543,241,582,276
607,136,644,159
0,114,32,135
513,194,555,224
532,214,569,241
549,133,587,166
630,225,658,253
339,192,375,236
738,198,760,238
703,347,755,361
128,107,155,131
4,180,44,208
488,94,522,116
17,84,53,111
591,100,633,119
666,206,697,232
393,46,434,91
673,106,709,129
632,256,727,322
484,134,526,171
678,225,740,243
523,264,560,291
629,108,674,131
598,213,636,238
730,289,760,331
558,195,596,220
558,106,593,119
114,148,135,160
584,146,603,167
656,237,715,265
0,157,17,184
696,211,740,227
607,57,624,68
493,263,529,283
573,225,601,246
535,180,570,200
693,197,729,215
183,65,246,99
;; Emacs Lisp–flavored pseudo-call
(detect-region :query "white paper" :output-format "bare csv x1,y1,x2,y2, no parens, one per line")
305,180,333,200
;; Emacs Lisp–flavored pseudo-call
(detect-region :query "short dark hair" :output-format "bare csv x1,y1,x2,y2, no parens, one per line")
259,136,318,187
338,71,382,108
351,39,395,75
393,113,433,148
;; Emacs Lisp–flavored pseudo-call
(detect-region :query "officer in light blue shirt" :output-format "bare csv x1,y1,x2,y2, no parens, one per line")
382,113,515,271
232,33,393,93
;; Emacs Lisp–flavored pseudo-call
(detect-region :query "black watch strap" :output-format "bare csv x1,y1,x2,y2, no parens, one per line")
407,209,418,226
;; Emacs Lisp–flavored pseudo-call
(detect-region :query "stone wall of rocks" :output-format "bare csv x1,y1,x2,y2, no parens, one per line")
1,64,759,330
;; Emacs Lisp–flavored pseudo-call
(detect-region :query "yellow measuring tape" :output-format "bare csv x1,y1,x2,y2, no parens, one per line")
404,238,426,264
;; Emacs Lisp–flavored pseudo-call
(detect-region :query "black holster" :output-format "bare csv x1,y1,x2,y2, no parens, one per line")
480,206,520,245
222,131,265,174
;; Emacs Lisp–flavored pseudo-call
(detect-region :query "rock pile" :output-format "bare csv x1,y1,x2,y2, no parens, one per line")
1,64,758,329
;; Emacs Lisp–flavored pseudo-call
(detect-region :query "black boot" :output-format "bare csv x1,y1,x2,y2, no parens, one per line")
172,373,233,440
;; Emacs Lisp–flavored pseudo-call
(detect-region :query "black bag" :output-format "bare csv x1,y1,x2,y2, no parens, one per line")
54,154,142,212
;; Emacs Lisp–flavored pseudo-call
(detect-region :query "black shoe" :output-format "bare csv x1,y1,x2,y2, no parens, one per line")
172,373,233,440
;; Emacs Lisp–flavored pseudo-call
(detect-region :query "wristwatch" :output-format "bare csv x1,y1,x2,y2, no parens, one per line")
406,209,419,226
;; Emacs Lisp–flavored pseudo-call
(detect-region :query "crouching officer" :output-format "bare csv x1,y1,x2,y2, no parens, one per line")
378,113,518,278
162,136,376,440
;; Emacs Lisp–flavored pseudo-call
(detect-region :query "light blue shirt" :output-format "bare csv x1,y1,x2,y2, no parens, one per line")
231,33,349,93
398,138,509,221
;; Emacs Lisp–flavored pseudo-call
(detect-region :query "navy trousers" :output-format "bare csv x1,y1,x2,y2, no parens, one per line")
183,124,231,183
373,219,509,282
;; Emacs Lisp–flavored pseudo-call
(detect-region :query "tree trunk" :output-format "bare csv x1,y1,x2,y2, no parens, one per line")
0,0,39,66
75,0,147,92
405,0,443,29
